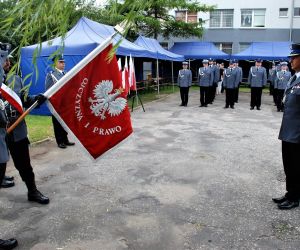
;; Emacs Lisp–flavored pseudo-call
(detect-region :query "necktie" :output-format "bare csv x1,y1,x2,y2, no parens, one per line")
230,68,232,72
256,67,258,71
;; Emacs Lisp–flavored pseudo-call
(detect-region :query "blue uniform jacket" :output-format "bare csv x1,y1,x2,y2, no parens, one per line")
248,66,267,87
223,68,239,89
275,71,291,90
177,69,192,87
198,67,214,87
279,75,300,143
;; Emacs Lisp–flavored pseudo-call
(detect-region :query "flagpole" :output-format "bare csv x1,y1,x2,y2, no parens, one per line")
171,61,174,92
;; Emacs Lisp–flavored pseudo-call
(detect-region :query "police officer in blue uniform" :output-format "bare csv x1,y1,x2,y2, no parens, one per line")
45,55,75,149
223,60,239,109
198,59,214,107
274,61,291,112
234,60,243,103
248,59,267,110
177,61,192,107
273,43,300,209
2,57,49,204
208,59,220,104
0,43,18,250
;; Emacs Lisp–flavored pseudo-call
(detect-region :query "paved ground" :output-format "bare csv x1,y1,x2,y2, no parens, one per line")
1,90,300,250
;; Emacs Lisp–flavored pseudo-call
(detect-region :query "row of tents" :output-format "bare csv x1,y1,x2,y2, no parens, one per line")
20,17,293,115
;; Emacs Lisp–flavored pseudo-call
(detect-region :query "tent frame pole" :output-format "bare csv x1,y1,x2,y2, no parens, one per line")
171,61,174,92
156,58,160,95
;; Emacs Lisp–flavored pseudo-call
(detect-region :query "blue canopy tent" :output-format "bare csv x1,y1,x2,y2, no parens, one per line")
169,42,229,59
134,35,185,93
21,17,157,115
231,42,292,60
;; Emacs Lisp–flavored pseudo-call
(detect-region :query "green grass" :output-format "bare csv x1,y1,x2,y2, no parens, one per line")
25,115,53,143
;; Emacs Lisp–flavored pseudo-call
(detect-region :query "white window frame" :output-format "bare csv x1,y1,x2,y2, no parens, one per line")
294,7,300,17
209,9,234,28
279,8,288,17
241,9,266,28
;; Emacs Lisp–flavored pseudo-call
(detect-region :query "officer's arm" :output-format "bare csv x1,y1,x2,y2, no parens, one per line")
177,71,180,86
188,70,192,86
248,69,252,87
263,69,267,86
210,71,214,85
45,73,52,90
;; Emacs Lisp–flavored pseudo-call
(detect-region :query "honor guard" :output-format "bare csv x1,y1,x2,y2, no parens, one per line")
2,57,49,204
223,60,240,109
274,61,291,112
274,43,300,209
177,61,192,107
248,59,267,110
45,55,75,149
198,59,214,107
234,60,243,103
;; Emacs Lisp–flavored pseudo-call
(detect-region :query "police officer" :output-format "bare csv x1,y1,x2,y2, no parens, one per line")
2,57,49,204
45,55,75,149
274,61,291,112
273,43,300,209
208,58,219,104
223,60,239,109
177,61,192,107
248,59,267,110
0,45,18,250
234,60,243,103
268,63,277,104
198,59,214,107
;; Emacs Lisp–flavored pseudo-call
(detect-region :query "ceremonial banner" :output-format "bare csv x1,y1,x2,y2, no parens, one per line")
46,43,133,160
122,56,130,95
0,83,23,114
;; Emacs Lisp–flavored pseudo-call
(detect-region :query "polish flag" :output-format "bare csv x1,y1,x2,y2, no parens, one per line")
129,55,137,91
117,58,122,79
0,83,23,114
122,56,130,95
44,41,133,160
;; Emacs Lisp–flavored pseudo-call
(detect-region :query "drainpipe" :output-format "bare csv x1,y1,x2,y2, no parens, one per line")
290,0,295,42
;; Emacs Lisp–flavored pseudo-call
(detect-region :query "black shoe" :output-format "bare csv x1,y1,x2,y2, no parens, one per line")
278,200,299,210
250,107,254,110
277,109,280,112
0,238,18,250
58,143,67,149
230,106,234,109
199,105,204,107
1,179,15,188
257,107,261,110
28,190,50,205
224,106,229,109
179,104,184,106
272,196,287,204
204,105,208,107
4,176,14,181
65,141,75,146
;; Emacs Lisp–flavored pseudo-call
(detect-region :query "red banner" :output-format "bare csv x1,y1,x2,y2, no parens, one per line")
48,44,133,159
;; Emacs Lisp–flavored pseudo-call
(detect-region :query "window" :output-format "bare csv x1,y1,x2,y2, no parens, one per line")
214,43,233,54
175,10,198,23
294,8,300,16
239,43,251,52
210,9,234,28
279,8,288,17
241,9,266,28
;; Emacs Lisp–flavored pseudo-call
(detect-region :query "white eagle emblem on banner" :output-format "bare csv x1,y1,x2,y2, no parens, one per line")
88,80,127,120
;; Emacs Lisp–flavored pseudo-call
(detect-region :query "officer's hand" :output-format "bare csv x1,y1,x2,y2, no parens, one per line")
35,94,47,108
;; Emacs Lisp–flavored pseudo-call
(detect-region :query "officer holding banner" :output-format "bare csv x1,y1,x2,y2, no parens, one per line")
0,42,18,250
45,55,75,149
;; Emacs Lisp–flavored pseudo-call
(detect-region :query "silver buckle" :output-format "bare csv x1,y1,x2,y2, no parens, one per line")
10,110,16,118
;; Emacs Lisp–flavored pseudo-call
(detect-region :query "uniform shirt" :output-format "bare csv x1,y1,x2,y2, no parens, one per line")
279,73,300,143
198,67,214,87
177,69,192,87
45,68,65,90
223,68,239,89
248,66,267,87
275,70,291,90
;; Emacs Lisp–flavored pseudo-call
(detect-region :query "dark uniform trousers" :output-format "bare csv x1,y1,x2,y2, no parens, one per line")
276,89,285,111
6,136,36,191
282,141,300,201
250,87,263,108
0,163,6,184
180,87,189,106
52,116,68,145
225,88,235,107
234,83,240,102
200,86,209,106
273,89,277,104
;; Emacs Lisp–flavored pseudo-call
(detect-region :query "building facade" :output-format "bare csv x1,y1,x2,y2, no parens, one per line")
165,0,300,54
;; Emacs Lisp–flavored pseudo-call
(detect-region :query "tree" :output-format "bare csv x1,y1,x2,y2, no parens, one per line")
103,0,215,39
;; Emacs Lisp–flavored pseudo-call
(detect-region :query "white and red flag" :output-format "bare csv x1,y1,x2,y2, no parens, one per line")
0,83,23,114
44,40,133,160
129,54,137,91
117,58,122,79
122,56,130,95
